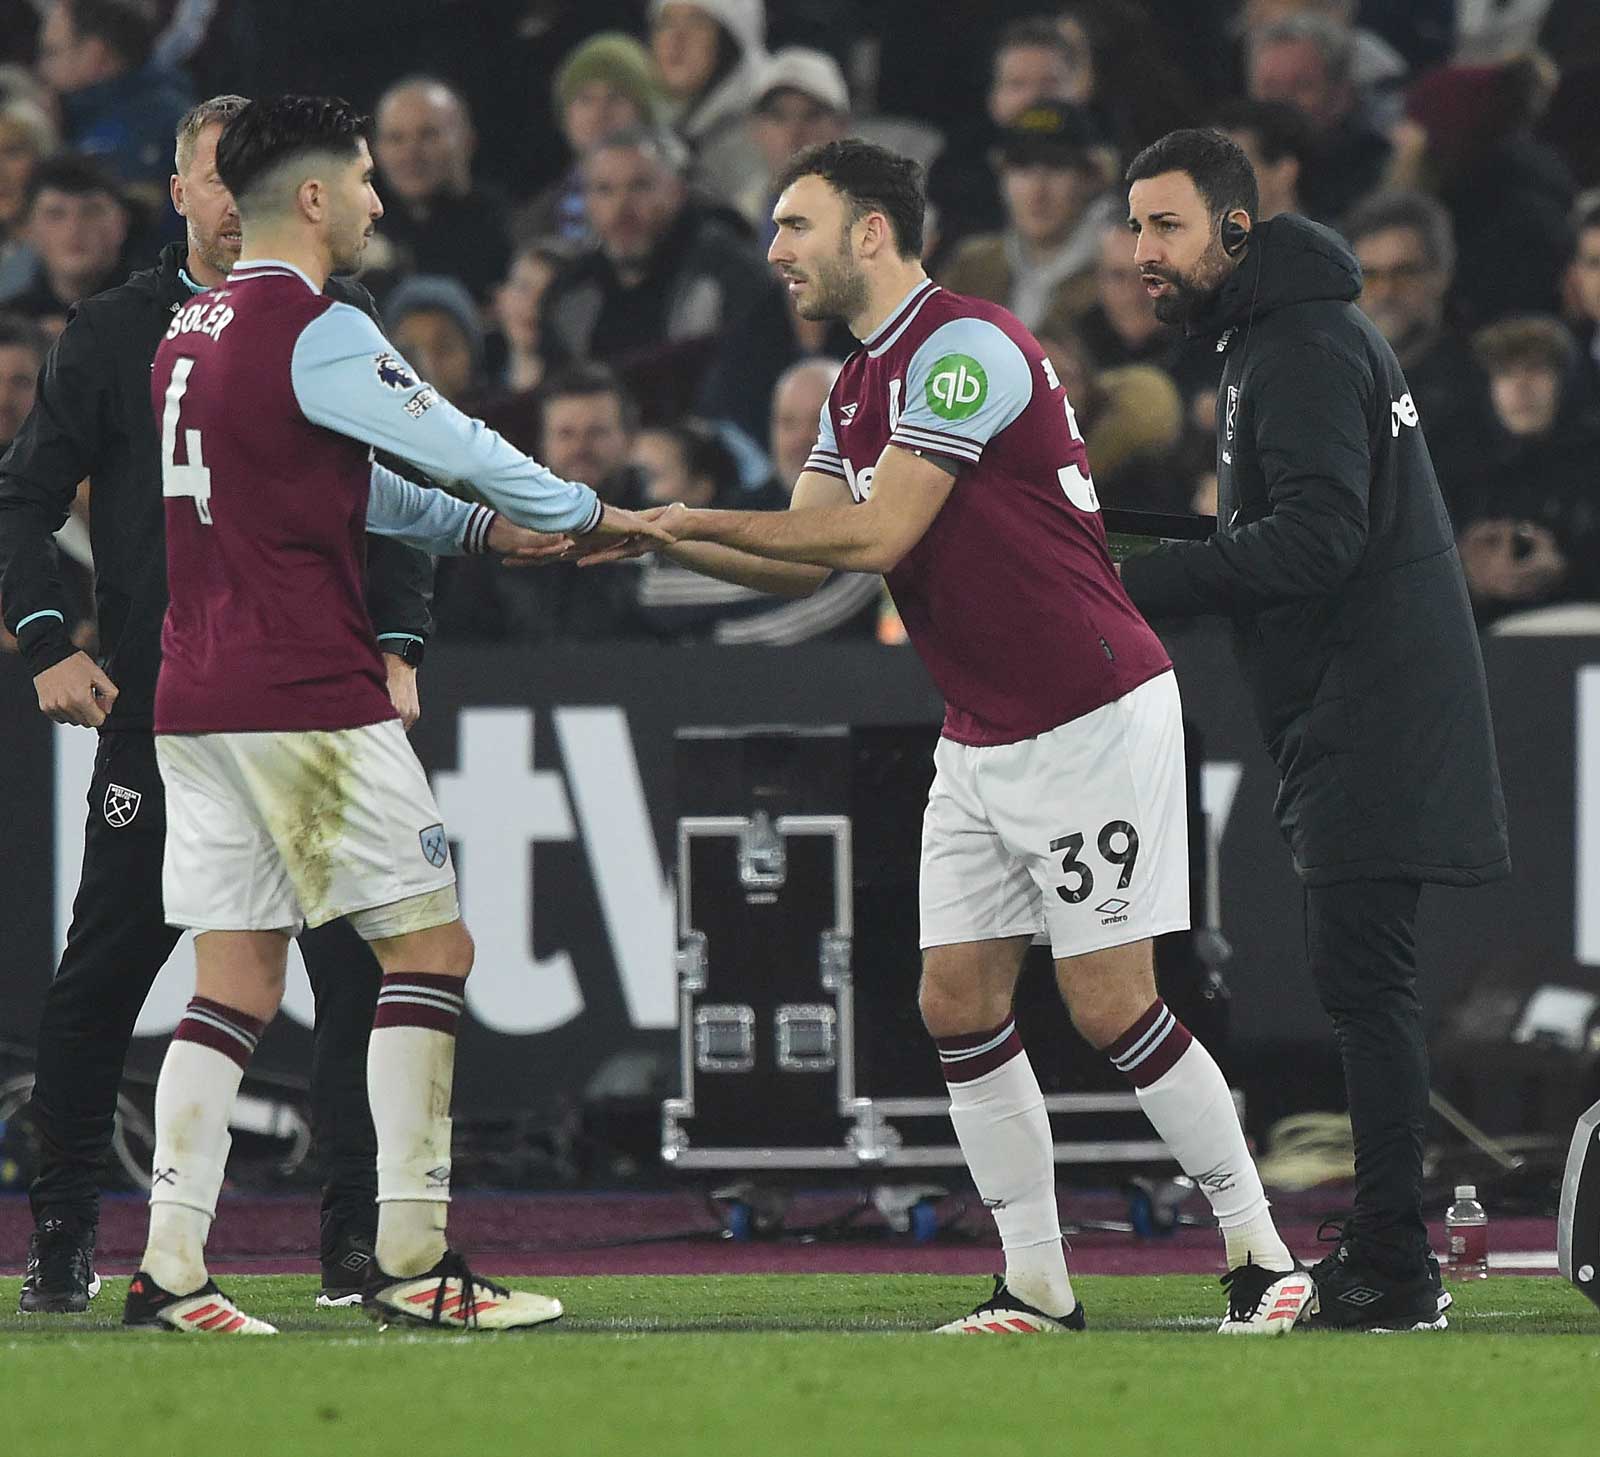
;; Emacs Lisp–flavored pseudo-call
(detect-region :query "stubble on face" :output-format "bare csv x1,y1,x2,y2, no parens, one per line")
794,224,869,323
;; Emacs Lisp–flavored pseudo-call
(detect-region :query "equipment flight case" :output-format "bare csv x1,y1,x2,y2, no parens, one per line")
661,719,1230,1183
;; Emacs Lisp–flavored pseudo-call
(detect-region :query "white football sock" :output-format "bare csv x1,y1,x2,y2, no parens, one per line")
143,1035,247,1295
1134,1038,1294,1272
942,1026,1075,1316
369,975,466,1278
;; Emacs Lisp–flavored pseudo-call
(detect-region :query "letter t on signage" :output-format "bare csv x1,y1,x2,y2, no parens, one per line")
433,708,584,1033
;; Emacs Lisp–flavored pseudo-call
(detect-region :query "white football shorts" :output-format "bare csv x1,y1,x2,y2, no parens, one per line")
156,717,458,938
919,669,1190,960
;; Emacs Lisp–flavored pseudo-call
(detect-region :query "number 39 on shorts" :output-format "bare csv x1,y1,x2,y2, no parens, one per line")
1049,820,1141,906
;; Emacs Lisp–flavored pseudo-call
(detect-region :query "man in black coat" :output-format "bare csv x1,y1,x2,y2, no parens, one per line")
1121,130,1509,1331
0,97,434,1313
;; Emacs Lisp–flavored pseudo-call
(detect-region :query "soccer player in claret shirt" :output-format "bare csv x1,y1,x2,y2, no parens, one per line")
123,95,668,1335
581,139,1312,1335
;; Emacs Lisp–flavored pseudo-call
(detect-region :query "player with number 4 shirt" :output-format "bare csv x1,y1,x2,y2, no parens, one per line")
578,139,1313,1337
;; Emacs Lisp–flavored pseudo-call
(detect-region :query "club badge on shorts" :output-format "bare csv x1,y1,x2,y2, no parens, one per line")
419,823,449,868
104,783,142,827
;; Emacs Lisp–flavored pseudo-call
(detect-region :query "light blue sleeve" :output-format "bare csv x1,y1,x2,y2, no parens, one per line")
290,303,602,534
802,398,845,479
889,316,1035,468
366,462,497,556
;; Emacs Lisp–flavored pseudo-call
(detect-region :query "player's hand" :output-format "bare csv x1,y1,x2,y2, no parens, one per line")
34,651,118,728
485,514,575,564
383,652,421,730
576,505,694,566
589,502,678,545
562,502,681,567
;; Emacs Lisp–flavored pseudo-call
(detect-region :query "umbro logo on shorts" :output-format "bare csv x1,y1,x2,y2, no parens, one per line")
104,783,142,827
419,823,449,868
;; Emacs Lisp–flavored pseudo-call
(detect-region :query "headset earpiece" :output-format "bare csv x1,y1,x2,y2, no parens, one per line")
1220,216,1250,257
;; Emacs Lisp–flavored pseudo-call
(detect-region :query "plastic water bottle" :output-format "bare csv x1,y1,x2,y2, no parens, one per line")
1445,1184,1489,1279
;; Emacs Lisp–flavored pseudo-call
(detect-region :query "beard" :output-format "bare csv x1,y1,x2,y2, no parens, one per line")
794,237,869,322
1146,238,1233,328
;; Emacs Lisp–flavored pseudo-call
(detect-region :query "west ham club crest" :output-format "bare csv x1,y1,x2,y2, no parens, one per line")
104,783,142,827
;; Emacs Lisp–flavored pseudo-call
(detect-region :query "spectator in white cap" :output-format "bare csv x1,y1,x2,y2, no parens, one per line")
739,47,850,243
649,0,769,210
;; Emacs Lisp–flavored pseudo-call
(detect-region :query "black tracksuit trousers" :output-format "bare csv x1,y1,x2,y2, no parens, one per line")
26,730,378,1266
1303,877,1431,1276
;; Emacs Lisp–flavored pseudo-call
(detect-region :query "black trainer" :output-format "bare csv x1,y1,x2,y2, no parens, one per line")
1425,1251,1453,1314
1307,1241,1449,1331
933,1275,1088,1333
18,1218,101,1314
317,1230,375,1308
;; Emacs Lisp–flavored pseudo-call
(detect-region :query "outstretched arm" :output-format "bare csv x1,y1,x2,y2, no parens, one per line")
665,445,956,574
653,472,856,596
289,303,667,546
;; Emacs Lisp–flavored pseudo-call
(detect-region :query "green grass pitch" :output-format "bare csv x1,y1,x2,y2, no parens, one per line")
1,1274,1595,1457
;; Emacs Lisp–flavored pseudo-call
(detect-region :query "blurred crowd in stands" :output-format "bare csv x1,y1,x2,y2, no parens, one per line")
4,0,1600,652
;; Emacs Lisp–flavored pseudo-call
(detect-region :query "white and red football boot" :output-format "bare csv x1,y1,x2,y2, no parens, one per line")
934,1276,1087,1334
363,1250,563,1332
1216,1260,1314,1335
122,1271,277,1334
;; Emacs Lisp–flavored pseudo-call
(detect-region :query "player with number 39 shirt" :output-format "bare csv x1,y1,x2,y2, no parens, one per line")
612,140,1310,1336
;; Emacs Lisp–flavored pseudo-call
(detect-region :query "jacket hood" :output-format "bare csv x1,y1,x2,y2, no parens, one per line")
650,0,764,55
652,0,769,142
1192,213,1362,336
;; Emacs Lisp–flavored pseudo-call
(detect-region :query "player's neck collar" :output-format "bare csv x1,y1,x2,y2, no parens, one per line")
229,257,319,293
861,277,937,356
864,279,934,358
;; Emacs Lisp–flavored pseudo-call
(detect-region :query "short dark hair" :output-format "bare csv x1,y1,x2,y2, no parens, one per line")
0,311,49,363
652,418,743,502
1125,127,1259,222
775,138,925,258
61,0,158,70
1210,98,1314,169
24,152,125,214
215,95,370,212
1343,189,1456,278
538,360,638,430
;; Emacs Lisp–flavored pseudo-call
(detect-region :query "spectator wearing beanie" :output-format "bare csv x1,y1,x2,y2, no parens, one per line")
383,274,487,407
520,33,661,246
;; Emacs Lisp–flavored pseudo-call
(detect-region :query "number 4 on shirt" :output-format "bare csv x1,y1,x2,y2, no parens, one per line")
161,356,214,524
1039,355,1100,514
